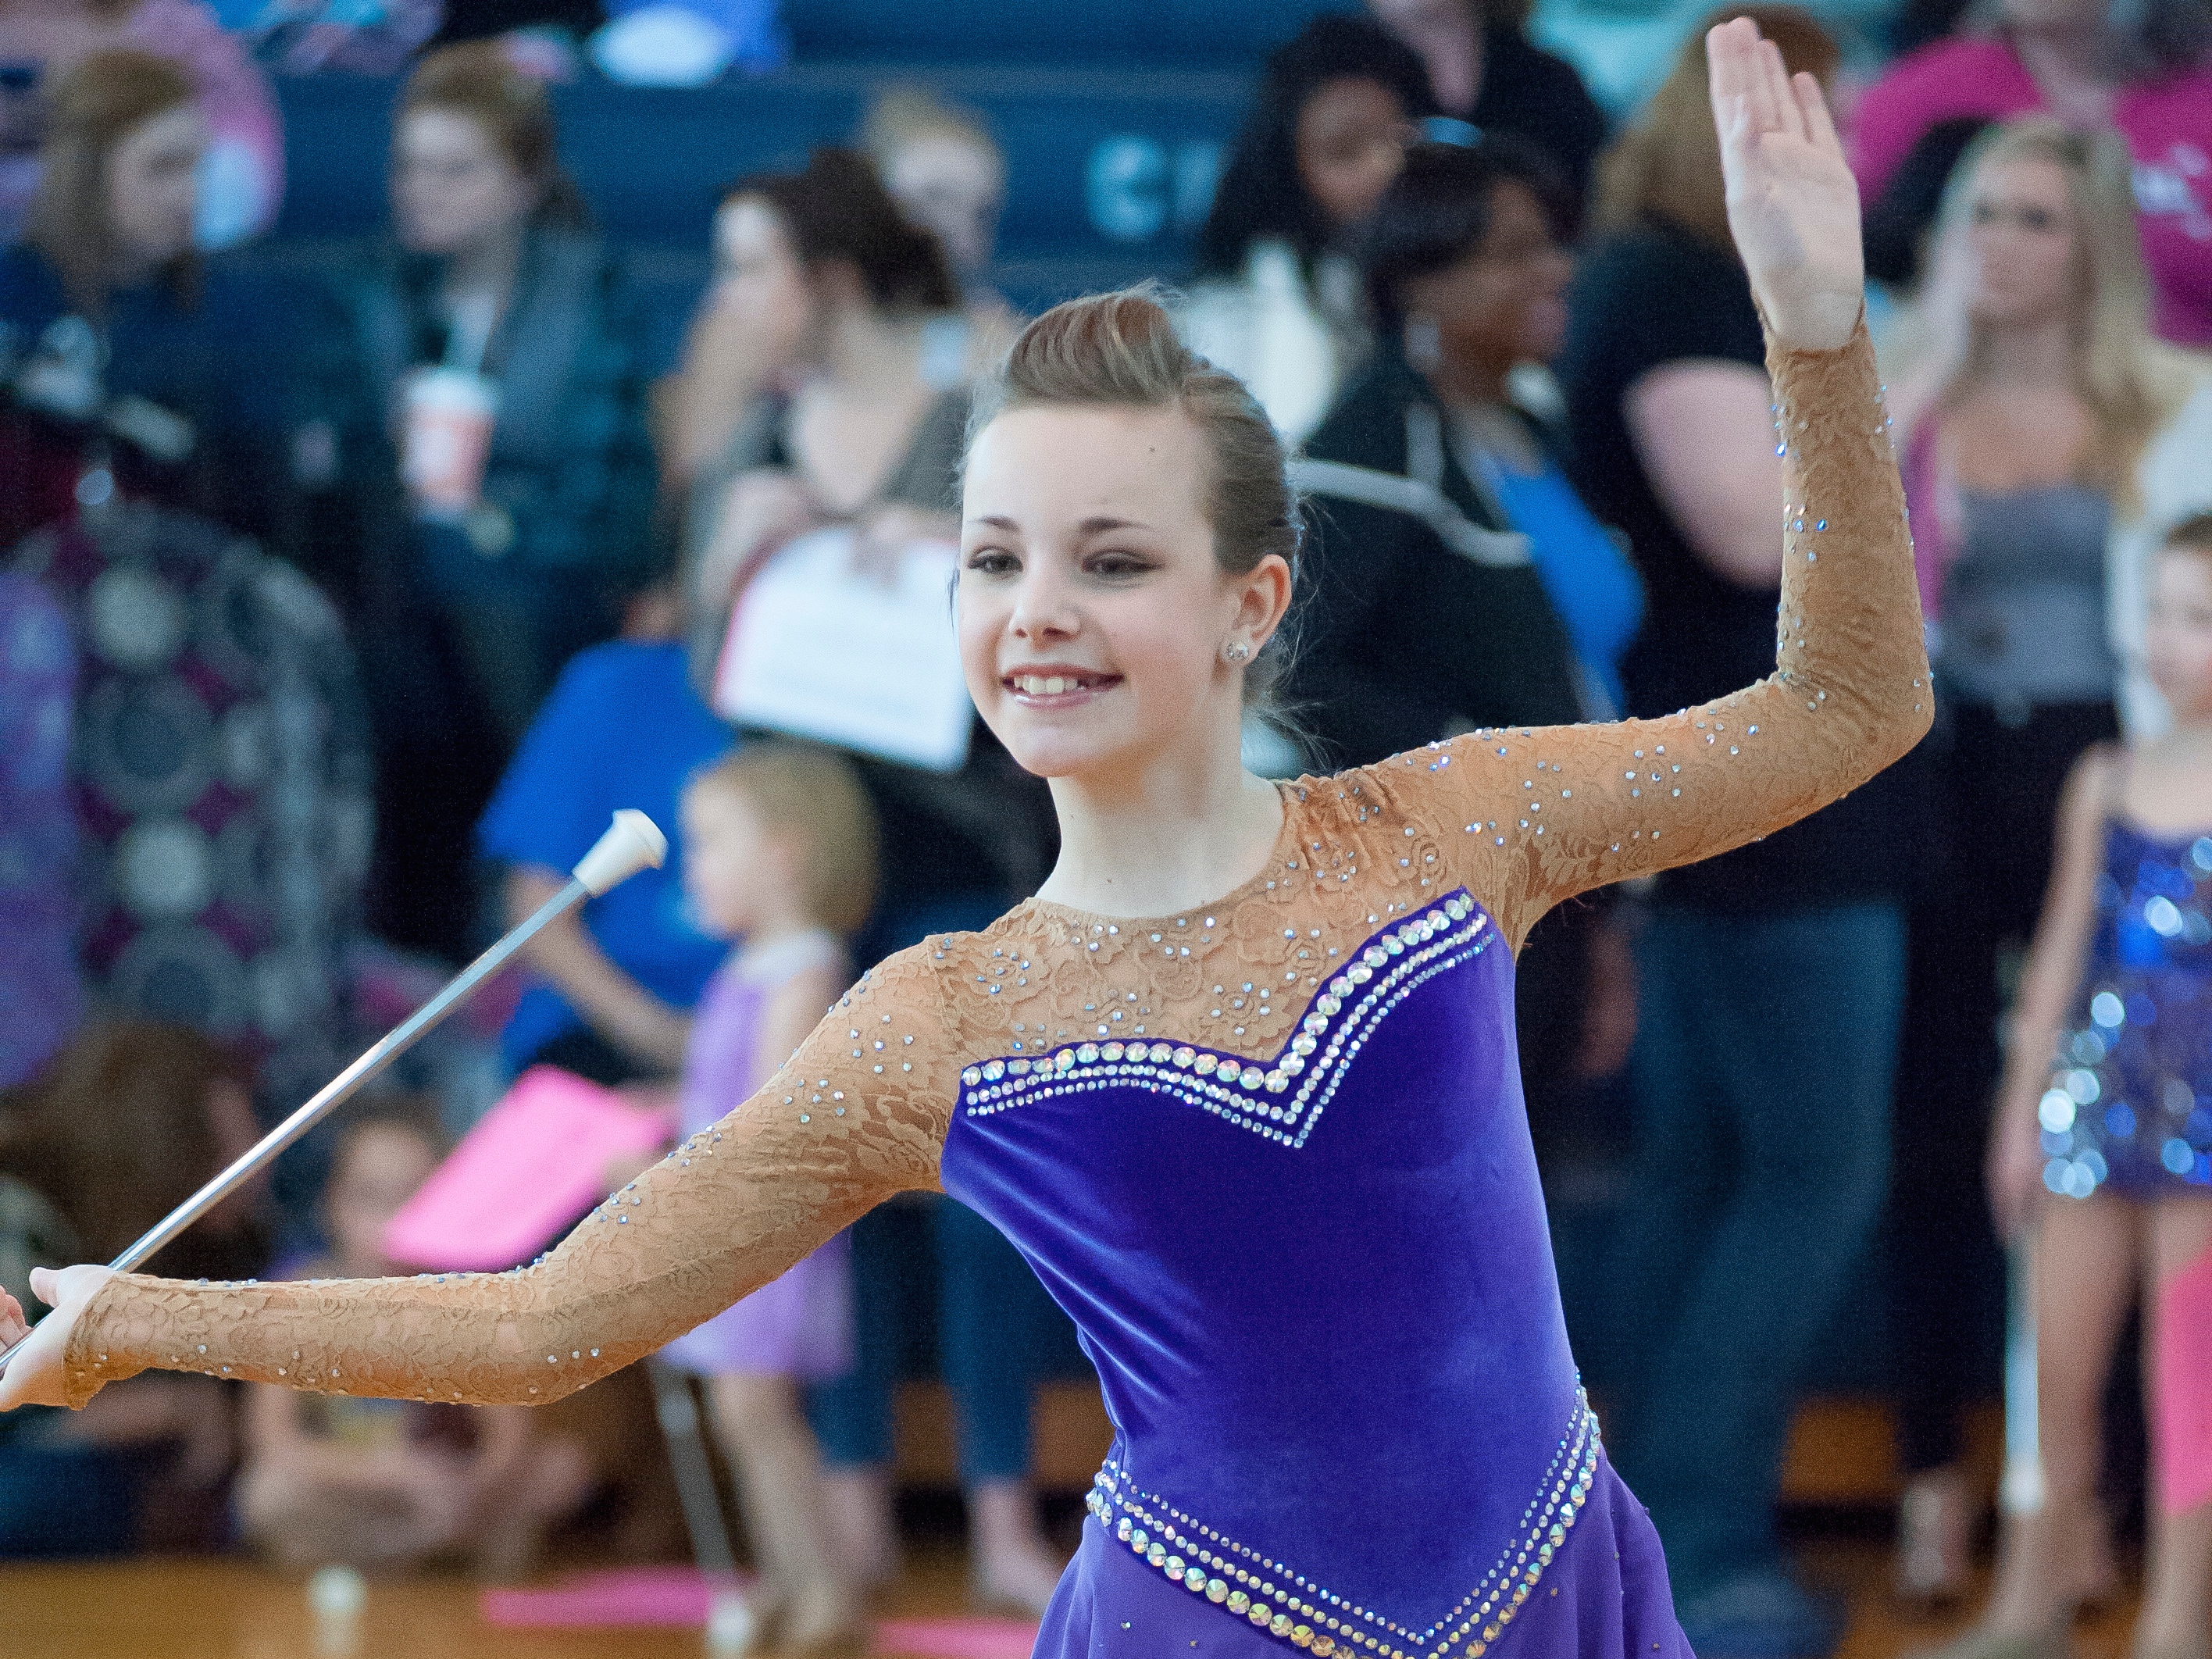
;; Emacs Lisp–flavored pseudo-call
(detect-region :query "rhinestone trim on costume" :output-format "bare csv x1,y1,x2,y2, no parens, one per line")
958,894,1490,1147
1083,1390,1600,1658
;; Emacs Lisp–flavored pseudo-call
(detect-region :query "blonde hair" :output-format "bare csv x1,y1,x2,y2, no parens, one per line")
1891,118,2185,502
967,287,1301,705
860,87,1001,180
1593,5,1839,249
688,742,880,937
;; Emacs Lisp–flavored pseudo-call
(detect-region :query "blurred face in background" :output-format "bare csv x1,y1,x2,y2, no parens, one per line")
1963,155,2082,328
682,778,783,940
1401,179,1571,378
1297,77,1413,233
883,133,1003,280
326,1122,438,1278
106,102,205,274
393,105,538,259
2146,548,2212,722
1999,0,2105,32
712,196,820,357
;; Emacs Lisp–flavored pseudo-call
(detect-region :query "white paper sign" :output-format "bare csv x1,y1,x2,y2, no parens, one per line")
712,526,973,772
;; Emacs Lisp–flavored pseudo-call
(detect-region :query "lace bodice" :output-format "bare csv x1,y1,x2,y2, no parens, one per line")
62,326,1926,1411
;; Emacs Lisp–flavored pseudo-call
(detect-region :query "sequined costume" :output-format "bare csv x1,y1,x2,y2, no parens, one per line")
2043,818,2212,1199
58,326,1927,1659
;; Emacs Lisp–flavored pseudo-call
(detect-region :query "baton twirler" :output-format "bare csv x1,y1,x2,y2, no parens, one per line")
0,809,668,1381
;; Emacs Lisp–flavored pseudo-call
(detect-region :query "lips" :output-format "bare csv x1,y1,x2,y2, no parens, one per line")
1003,667,1122,704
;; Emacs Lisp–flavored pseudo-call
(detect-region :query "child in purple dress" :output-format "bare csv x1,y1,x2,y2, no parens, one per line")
659,741,879,1652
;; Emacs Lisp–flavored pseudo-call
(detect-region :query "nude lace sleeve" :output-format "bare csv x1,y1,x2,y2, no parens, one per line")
59,951,958,1410
1361,322,1930,947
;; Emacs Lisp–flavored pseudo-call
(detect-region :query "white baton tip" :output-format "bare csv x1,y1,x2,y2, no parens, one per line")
572,808,668,895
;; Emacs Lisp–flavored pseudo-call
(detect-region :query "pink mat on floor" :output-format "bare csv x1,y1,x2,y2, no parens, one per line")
480,1566,737,1626
873,1617,1040,1657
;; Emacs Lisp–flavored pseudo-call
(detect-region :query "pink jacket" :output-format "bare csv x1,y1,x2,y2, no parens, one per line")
1850,34,2212,346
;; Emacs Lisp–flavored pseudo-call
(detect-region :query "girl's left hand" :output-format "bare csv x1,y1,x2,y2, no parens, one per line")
0,1265,116,1411
1707,16,1863,352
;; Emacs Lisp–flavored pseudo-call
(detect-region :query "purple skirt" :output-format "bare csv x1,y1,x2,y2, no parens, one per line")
1033,1450,1691,1659
659,1232,852,1380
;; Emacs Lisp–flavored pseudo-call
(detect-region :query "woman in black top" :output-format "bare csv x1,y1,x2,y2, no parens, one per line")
1555,13,1928,1654
1289,137,1638,1167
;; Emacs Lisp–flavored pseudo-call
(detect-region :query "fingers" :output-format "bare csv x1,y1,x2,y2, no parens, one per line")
1705,17,1758,129
1761,40,1806,141
28,1265,55,1305
1793,69,1842,157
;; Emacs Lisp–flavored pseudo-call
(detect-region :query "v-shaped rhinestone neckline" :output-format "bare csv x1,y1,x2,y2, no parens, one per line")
958,892,1492,1147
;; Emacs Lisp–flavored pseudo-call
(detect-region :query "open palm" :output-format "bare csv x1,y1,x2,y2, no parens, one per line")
1707,16,1863,351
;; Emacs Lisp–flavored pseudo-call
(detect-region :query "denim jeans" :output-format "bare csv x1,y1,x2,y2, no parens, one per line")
1607,901,1906,1596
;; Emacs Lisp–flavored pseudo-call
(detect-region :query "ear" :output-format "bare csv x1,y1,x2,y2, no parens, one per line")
1231,552,1296,652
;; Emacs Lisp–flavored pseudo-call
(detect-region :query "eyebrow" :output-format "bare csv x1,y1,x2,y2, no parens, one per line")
965,516,1156,535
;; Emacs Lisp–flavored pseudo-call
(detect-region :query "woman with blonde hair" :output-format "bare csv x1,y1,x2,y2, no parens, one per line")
1882,115,2212,1606
5,23,1927,1655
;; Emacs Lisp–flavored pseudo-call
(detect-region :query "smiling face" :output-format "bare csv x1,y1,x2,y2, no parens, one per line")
1963,155,2082,330
957,402,1290,784
2146,545,2212,722
1402,178,1573,378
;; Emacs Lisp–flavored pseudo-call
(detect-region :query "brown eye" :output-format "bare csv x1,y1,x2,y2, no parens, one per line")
2019,206,2057,233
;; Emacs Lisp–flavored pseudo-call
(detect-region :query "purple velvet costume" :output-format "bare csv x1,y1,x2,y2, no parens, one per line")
942,895,1692,1659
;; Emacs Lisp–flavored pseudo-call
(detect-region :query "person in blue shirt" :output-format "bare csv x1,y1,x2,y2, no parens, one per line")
479,602,733,1083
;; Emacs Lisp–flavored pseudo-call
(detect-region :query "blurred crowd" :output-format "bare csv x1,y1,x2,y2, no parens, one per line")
0,0,2209,1652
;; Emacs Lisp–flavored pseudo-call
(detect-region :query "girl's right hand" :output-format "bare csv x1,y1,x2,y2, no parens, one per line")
0,1265,116,1411
1986,1096,2047,1243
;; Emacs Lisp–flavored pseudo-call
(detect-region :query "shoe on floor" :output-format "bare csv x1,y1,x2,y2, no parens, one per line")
1675,1572,1845,1659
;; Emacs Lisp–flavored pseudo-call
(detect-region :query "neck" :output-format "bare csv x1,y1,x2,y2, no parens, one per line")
2010,20,2110,107
822,305,929,396
1973,312,2077,387
737,906,820,951
1039,717,1286,918
1422,17,1486,114
442,219,525,301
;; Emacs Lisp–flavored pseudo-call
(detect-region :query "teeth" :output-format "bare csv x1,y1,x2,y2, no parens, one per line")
1014,674,1091,695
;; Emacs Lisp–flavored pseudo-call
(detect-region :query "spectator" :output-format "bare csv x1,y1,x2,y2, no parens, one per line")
238,1099,589,1578
1367,0,1610,226
341,41,656,962
1851,0,2212,345
0,1020,263,1557
0,0,281,247
1862,115,1993,298
681,146,1065,1611
1179,15,1434,445
1882,116,2212,1604
479,579,733,1084
664,90,1010,496
658,744,878,1650
0,569,78,1092
0,50,323,562
1557,11,1928,1654
1290,136,1643,1155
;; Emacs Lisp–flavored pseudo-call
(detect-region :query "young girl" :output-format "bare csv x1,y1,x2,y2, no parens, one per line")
660,743,878,1653
1957,513,2212,1659
237,1101,590,1579
5,27,1926,1656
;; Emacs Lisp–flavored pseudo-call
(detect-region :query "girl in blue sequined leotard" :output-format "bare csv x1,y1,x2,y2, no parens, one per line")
1975,516,2212,1659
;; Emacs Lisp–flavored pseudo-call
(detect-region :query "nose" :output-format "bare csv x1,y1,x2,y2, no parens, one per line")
1006,561,1080,644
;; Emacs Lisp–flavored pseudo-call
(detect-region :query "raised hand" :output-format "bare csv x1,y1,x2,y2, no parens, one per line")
1707,16,1863,351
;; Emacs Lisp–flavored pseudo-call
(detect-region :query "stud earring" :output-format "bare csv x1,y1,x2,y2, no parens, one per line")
1223,641,1251,664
